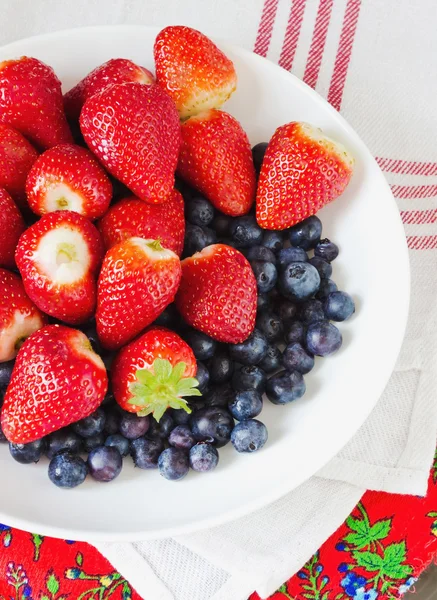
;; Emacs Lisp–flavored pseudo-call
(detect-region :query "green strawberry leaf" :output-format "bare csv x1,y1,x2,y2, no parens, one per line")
352,550,384,571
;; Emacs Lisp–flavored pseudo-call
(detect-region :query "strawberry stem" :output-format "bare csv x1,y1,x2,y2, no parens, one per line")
146,240,165,252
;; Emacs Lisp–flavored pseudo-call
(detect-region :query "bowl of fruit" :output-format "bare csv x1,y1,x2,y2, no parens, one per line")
0,25,409,541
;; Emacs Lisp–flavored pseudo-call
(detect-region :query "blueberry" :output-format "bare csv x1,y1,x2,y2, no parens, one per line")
48,453,88,488
324,291,355,322
118,413,149,440
80,322,102,355
229,329,268,365
314,239,339,262
184,223,217,256
0,360,14,387
285,321,306,345
316,278,338,300
105,434,130,457
306,321,342,356
257,293,270,312
231,419,268,453
9,439,46,464
168,425,196,450
208,349,234,384
283,343,315,374
185,194,215,227
246,245,276,264
258,344,282,374
256,311,283,342
211,213,234,237
252,142,268,173
262,230,284,253
277,247,308,270
154,304,179,328
299,299,325,324
204,383,235,407
230,215,263,248
83,433,106,452
196,362,210,393
169,407,192,426
229,390,263,421
72,409,106,438
189,443,219,472
232,365,266,393
102,389,116,406
102,353,115,371
46,429,82,459
184,329,217,360
130,437,164,469
309,257,333,280
147,412,174,439
289,216,322,250
88,446,122,482
190,406,234,447
250,260,277,293
266,370,306,404
279,262,320,301
158,448,189,481
277,299,299,326
103,408,120,435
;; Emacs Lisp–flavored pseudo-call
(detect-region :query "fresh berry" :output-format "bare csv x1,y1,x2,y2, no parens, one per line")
88,446,123,482
314,239,339,262
80,322,103,355
153,304,180,329
16,211,104,325
316,278,338,300
119,413,150,440
258,344,282,374
306,321,342,356
185,194,215,227
309,256,332,279
299,299,325,324
64,58,154,121
277,299,299,326
176,244,257,344
232,365,266,393
256,123,353,229
229,216,263,248
178,110,256,216
184,329,217,361
72,408,106,438
168,425,196,450
277,247,308,270
0,57,72,150
9,439,46,464
0,189,25,268
203,384,234,408
262,230,284,253
252,142,268,174
256,311,283,343
46,429,83,459
228,390,263,421
144,411,175,439
247,246,276,264
105,434,130,457
289,216,323,250
266,370,306,405
231,419,268,453
195,362,210,392
208,349,234,384
257,293,270,312
323,291,355,322
190,406,234,447
211,213,234,237
279,262,320,301
80,82,181,204
284,321,306,345
48,452,88,488
154,26,237,119
189,442,219,472
130,437,164,469
103,408,120,435
0,124,38,209
96,238,181,350
83,433,106,453
283,342,315,374
26,144,112,220
97,191,185,256
229,329,268,365
1,325,108,443
0,360,14,387
251,260,278,295
158,447,190,481
183,223,217,256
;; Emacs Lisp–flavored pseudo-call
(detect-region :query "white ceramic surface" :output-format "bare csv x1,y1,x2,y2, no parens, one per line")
0,25,410,542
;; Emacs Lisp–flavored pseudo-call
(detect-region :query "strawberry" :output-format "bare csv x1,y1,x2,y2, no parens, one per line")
0,268,47,363
154,26,237,119
0,124,38,210
111,327,199,419
97,190,185,255
80,82,181,204
175,243,257,343
96,238,182,351
0,189,25,269
0,57,72,150
1,324,107,443
15,211,104,325
177,109,256,216
26,143,113,220
64,58,155,121
256,122,354,230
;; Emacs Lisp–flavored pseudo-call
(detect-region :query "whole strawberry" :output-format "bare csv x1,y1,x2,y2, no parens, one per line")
0,189,25,269
154,26,237,119
256,122,354,230
1,324,108,443
111,327,199,419
0,57,72,150
0,268,47,362
97,191,185,255
26,143,113,220
15,211,104,325
175,243,257,343
64,58,155,121
80,82,181,204
96,238,182,350
0,124,38,209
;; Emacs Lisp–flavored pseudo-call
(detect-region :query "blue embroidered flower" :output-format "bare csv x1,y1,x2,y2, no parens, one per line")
297,571,308,579
338,562,349,573
341,572,367,597
336,542,347,551
22,584,33,598
398,577,417,595
0,523,10,531
315,564,323,573
354,587,378,600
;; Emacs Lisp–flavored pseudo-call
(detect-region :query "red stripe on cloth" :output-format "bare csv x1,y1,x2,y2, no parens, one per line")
376,157,437,176
400,209,437,225
407,235,437,250
303,0,334,88
391,184,437,199
278,0,307,71
253,0,279,57
327,0,361,111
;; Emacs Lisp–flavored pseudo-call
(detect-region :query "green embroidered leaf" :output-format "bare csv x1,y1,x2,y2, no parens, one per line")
301,584,313,591
344,531,372,549
76,551,83,566
382,563,413,580
122,581,133,600
302,594,314,600
322,592,330,600
369,519,391,541
427,512,437,517
384,541,406,565
47,572,60,595
40,596,50,600
346,515,369,535
352,550,384,571
381,581,391,594
278,584,287,593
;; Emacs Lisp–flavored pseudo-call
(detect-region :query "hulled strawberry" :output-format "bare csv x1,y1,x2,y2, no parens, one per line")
256,122,354,230
64,58,155,121
0,57,72,150
97,190,185,255
111,327,199,419
154,26,237,119
96,238,182,351
80,82,181,204
175,244,257,343
177,109,256,216
0,124,38,210
0,268,47,363
1,324,108,443
0,189,25,269
26,143,113,220
15,211,104,325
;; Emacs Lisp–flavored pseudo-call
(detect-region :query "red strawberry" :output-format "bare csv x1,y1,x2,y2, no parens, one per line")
64,58,155,121
0,268,47,363
177,109,256,216
0,57,72,150
80,82,181,204
1,324,107,443
0,124,38,210
111,327,199,419
175,243,257,343
15,211,104,325
26,143,113,220
96,238,182,351
0,189,25,269
154,26,237,119
97,190,185,255
256,122,354,230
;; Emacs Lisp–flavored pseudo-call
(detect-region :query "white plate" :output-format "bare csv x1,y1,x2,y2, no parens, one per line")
0,25,409,542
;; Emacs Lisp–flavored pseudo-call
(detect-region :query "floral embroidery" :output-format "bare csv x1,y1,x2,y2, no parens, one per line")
0,523,12,549
64,551,133,599
295,552,331,599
